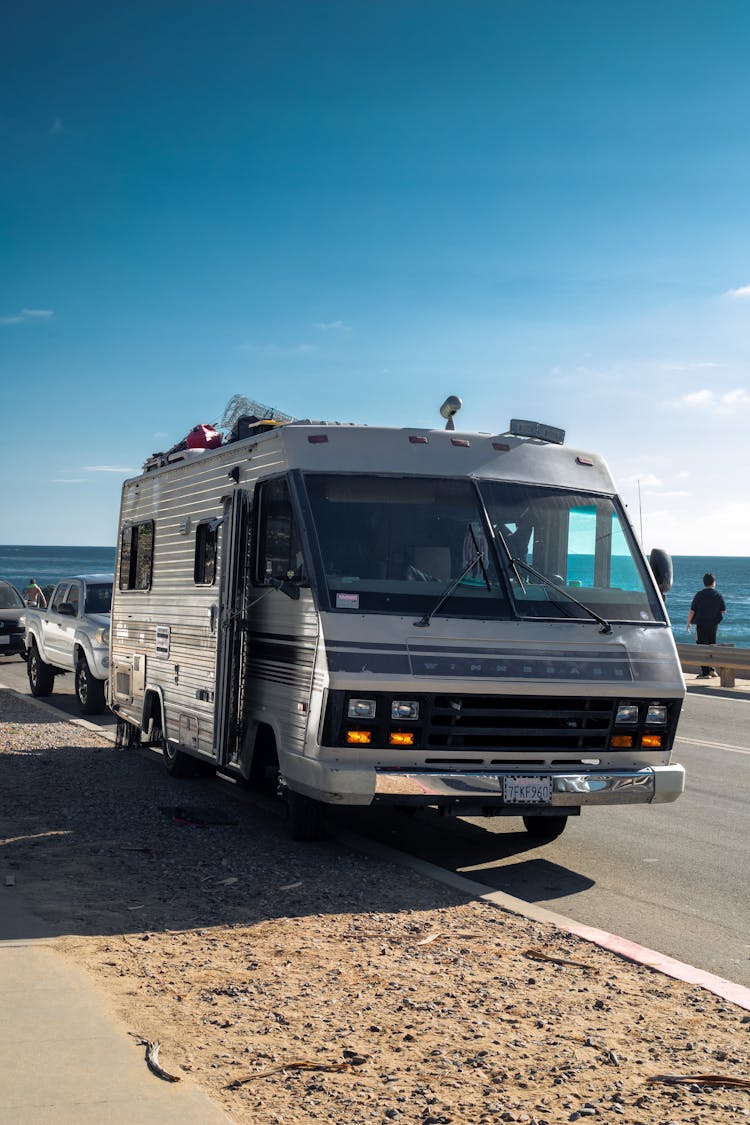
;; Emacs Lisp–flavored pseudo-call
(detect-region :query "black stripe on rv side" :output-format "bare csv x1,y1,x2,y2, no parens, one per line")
249,636,317,668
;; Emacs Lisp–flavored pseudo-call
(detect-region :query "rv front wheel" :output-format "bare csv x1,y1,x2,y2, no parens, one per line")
287,789,326,842
522,814,568,841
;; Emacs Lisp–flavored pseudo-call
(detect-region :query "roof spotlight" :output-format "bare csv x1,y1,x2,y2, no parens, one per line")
439,395,462,431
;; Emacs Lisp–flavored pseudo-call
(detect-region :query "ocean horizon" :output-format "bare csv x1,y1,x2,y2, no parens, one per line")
1,543,748,648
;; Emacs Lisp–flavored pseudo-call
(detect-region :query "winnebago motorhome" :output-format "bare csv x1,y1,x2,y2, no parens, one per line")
109,406,685,840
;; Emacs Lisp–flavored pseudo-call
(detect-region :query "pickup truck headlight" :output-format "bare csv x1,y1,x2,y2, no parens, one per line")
94,626,110,646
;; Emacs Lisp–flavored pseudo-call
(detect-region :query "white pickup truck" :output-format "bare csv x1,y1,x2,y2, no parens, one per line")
23,574,113,715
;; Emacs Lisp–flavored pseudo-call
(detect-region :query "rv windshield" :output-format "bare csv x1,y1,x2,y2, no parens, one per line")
478,480,665,623
303,475,511,619
302,474,664,624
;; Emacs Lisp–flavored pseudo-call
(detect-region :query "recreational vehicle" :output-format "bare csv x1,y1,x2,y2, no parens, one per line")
109,405,685,840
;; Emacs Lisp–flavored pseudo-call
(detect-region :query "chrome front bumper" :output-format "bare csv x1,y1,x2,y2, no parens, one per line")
287,756,686,808
372,764,685,805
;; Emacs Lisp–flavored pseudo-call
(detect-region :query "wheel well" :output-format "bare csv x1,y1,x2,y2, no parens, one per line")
247,722,279,791
141,690,165,745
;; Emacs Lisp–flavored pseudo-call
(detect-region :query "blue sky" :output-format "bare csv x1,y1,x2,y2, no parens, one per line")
2,1,749,554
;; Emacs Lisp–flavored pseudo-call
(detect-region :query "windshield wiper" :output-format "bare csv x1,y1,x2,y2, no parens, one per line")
413,525,490,628
509,557,613,635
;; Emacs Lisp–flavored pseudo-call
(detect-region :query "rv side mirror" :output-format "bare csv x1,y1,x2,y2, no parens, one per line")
649,548,673,594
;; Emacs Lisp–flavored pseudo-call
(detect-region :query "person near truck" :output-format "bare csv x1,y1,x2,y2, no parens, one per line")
23,579,47,609
686,572,726,678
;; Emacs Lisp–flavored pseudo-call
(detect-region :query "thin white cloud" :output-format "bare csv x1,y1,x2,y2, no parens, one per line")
49,117,64,135
238,341,316,355
723,283,750,299
152,431,169,440
622,472,662,487
657,360,720,371
313,320,351,331
82,465,138,473
51,479,88,485
644,489,692,499
0,307,54,325
668,387,750,409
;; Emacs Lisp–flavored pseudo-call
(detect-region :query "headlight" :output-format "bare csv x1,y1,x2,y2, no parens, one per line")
615,703,639,725
646,703,667,725
348,698,376,719
391,700,419,720
95,626,110,646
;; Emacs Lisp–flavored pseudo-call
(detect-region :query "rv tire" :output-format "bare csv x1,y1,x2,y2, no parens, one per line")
522,814,568,841
162,736,198,778
75,656,106,715
287,789,326,842
27,643,55,697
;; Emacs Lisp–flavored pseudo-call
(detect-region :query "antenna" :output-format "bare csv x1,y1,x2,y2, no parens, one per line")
637,479,644,544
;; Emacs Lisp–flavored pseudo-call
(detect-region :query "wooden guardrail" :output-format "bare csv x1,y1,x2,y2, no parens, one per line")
676,643,750,687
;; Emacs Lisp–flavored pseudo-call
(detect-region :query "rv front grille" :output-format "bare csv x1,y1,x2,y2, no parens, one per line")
424,695,614,754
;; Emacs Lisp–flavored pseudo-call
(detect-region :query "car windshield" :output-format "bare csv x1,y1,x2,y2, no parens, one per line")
478,480,665,623
84,583,113,614
303,474,511,619
0,584,24,610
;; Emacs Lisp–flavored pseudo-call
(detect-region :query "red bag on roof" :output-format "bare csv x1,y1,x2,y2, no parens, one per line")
186,424,222,450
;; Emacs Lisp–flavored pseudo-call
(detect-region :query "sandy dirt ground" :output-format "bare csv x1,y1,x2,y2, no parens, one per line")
1,689,748,1125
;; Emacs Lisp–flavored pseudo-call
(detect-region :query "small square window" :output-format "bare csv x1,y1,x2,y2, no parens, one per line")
194,522,218,585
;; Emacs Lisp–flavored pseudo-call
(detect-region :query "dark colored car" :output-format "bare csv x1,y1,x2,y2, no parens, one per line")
0,581,28,659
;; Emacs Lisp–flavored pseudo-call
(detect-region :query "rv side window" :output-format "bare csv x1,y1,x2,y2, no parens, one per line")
256,478,304,584
194,522,218,585
119,521,155,590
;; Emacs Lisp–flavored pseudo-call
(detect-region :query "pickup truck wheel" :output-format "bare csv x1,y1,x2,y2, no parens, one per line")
287,789,327,842
27,644,55,697
522,814,568,841
75,657,106,715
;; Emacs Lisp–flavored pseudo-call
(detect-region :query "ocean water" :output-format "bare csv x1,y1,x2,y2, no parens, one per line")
1,545,748,648
0,545,116,596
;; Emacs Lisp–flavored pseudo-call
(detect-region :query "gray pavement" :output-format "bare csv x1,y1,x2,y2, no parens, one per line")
0,893,230,1124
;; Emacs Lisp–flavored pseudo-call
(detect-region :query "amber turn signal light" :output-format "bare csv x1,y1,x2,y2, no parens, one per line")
641,734,663,748
346,730,372,745
389,731,415,747
610,735,633,748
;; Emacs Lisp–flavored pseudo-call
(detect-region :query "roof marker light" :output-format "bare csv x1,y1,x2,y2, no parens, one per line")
308,434,328,444
409,435,429,444
576,456,593,466
493,442,510,452
451,438,470,447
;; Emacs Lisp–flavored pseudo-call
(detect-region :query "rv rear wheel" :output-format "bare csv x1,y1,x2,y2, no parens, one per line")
27,643,55,697
162,736,198,778
75,656,106,715
287,789,326,842
522,814,568,841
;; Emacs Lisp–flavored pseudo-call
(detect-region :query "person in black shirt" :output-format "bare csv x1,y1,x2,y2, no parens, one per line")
686,572,727,678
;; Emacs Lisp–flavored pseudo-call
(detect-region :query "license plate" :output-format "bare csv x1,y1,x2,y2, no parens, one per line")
503,775,552,804
0,636,9,645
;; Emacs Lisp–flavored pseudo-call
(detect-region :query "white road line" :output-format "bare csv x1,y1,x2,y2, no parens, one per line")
677,735,750,755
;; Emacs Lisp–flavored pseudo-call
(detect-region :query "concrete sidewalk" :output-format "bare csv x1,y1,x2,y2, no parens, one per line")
0,894,230,1124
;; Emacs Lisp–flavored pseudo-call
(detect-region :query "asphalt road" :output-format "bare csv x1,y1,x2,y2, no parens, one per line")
1,655,748,986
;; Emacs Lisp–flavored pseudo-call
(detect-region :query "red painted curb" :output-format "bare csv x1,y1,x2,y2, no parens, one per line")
561,919,750,1011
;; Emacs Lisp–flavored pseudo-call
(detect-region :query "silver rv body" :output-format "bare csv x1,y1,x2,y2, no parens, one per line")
110,419,685,837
